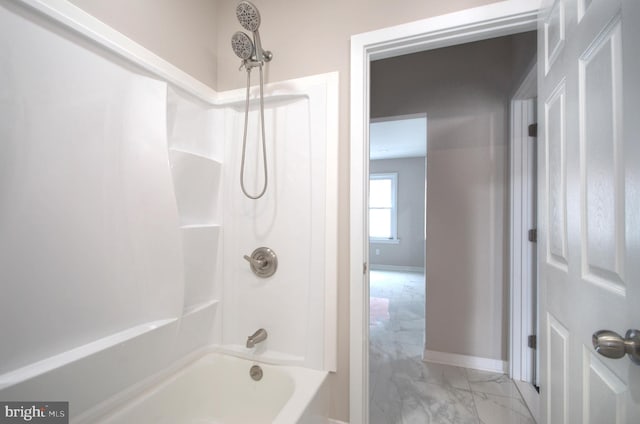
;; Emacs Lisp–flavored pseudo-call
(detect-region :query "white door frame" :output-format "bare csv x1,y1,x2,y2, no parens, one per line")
508,63,540,422
349,1,540,423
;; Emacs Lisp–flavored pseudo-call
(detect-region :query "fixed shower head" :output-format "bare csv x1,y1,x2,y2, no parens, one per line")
236,1,261,32
231,31,254,60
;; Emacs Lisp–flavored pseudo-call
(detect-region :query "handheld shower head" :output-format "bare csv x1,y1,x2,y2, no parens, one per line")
236,1,261,32
233,1,272,200
235,1,271,63
231,31,254,60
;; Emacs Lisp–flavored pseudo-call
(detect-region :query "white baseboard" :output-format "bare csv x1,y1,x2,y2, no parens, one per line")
328,419,349,424
369,264,424,273
514,379,540,423
423,349,508,374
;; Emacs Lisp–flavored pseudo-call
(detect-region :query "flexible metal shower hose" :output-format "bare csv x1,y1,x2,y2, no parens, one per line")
240,65,268,199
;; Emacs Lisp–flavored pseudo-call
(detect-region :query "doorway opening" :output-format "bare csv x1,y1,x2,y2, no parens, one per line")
368,115,427,421
349,2,541,423
366,34,537,423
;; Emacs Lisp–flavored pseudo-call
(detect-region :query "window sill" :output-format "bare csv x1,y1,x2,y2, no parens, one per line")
369,238,400,245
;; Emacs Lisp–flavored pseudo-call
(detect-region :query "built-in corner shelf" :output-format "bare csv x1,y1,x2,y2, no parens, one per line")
166,87,223,349
169,148,222,227
180,223,221,230
169,147,222,165
168,148,222,312
167,87,222,161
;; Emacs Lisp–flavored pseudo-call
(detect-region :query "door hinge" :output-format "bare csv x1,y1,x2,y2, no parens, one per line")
363,262,368,274
528,228,537,243
528,123,538,138
528,334,537,350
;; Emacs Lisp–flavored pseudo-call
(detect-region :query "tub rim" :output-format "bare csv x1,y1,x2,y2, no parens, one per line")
75,347,328,424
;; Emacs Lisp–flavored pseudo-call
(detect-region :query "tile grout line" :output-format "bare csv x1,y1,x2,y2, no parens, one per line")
464,366,484,423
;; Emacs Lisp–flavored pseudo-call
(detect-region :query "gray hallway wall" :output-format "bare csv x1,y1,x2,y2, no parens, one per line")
371,33,536,362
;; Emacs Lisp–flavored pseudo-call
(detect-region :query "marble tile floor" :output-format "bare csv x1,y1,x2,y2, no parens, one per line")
369,270,535,424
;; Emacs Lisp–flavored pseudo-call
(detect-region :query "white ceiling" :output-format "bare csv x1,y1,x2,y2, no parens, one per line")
369,116,427,160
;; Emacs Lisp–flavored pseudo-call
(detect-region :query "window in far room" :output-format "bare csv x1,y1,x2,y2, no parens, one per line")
369,172,398,241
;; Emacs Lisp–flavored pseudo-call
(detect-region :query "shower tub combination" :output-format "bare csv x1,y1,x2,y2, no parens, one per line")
0,0,337,423
86,352,329,424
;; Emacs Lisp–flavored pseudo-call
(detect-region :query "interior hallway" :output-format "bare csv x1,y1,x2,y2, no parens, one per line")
369,270,535,423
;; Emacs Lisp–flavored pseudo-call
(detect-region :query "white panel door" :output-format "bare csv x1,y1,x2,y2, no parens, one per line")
538,0,640,422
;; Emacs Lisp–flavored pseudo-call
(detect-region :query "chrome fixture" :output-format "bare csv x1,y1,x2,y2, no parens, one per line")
231,31,253,61
235,1,272,64
246,328,268,348
249,364,263,381
593,329,640,365
244,247,278,278
230,1,273,199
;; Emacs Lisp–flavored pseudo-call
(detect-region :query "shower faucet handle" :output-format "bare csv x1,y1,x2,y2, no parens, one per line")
243,254,266,268
243,247,278,278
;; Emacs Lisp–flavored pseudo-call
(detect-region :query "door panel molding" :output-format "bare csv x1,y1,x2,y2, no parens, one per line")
582,346,627,424
544,79,569,271
546,313,569,424
578,15,626,295
544,0,565,75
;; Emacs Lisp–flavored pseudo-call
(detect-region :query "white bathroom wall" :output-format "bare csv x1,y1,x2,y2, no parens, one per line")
0,1,223,418
223,97,315,364
0,0,183,375
219,75,338,371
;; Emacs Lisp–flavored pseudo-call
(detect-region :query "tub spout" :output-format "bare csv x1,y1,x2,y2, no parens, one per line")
246,328,268,348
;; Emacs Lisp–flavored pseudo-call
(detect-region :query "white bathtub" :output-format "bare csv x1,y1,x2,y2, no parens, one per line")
92,353,329,424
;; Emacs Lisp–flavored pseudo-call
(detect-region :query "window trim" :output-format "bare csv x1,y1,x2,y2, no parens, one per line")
369,172,398,242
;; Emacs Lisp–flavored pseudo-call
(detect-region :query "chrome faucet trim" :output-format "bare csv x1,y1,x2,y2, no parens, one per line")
246,328,268,348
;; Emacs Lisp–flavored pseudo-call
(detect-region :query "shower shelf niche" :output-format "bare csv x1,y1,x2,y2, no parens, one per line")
167,86,222,161
167,88,223,318
168,148,222,312
169,149,221,227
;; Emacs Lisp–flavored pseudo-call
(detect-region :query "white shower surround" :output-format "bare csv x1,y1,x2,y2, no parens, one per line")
217,77,338,371
0,0,338,419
